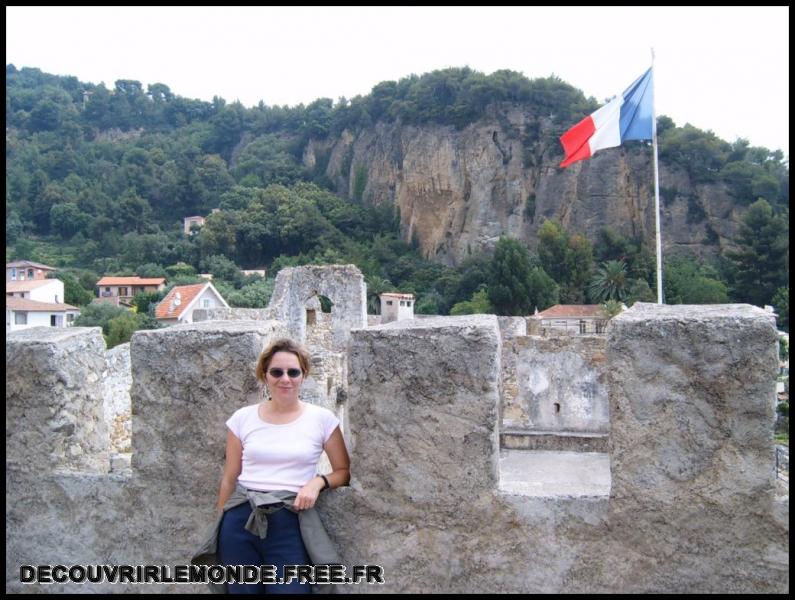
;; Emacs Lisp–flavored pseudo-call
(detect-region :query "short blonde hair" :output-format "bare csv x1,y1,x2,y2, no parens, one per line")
255,338,311,383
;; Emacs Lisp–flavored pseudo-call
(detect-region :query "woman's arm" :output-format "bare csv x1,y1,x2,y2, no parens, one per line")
293,426,351,510
321,426,351,489
216,430,243,513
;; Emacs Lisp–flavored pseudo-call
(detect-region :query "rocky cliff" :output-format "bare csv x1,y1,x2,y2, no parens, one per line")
304,104,743,266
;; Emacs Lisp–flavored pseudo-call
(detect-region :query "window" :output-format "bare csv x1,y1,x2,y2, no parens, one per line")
67,313,75,323
202,298,212,309
407,301,412,308
15,312,27,325
386,300,393,306
400,300,405,307
51,315,58,326
28,269,34,279
10,268,16,280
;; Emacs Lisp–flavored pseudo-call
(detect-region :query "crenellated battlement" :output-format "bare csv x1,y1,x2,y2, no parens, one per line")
5,266,789,593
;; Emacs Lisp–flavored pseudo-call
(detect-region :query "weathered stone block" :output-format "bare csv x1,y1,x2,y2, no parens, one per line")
347,315,501,511
129,320,290,487
6,327,109,474
605,303,787,592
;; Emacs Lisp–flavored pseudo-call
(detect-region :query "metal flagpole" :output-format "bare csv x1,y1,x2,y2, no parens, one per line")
651,48,664,304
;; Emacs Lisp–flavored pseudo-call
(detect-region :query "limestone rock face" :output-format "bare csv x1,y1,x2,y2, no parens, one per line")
6,327,109,474
306,106,742,266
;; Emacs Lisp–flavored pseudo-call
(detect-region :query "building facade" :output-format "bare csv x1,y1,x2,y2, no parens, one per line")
380,293,415,324
95,277,166,307
154,282,229,325
6,260,57,282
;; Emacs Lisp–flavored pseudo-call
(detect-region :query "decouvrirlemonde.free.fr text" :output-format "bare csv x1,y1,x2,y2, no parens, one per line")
20,564,385,585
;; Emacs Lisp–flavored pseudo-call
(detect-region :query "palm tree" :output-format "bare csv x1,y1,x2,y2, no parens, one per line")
589,260,628,303
364,275,393,315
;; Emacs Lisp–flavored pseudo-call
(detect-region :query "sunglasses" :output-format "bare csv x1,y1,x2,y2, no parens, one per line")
267,368,303,379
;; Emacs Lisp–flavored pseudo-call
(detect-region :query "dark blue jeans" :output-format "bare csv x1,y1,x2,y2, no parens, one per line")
218,502,312,594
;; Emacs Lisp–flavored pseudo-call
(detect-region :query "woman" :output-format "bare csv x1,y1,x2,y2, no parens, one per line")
204,338,350,594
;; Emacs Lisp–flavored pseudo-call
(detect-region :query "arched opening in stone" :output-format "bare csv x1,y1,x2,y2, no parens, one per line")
319,294,333,313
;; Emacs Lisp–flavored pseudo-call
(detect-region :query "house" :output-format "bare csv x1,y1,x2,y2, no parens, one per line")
6,260,57,282
380,292,415,324
183,208,220,235
183,215,205,235
6,298,80,332
7,279,66,304
6,279,79,332
242,268,267,277
95,277,166,307
154,282,229,325
529,304,612,335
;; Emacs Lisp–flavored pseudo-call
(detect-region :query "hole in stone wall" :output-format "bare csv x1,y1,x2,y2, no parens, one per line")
306,309,317,326
319,295,333,313
554,402,561,414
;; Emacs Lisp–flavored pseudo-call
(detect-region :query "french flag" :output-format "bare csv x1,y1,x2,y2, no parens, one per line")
559,67,654,168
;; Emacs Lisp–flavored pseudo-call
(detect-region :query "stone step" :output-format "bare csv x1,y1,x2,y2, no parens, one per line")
498,449,611,497
500,430,609,453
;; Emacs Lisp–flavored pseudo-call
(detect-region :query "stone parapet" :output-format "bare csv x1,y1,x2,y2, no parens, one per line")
603,303,786,592
7,327,109,474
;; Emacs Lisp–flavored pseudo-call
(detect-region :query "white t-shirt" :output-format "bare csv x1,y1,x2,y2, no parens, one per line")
226,402,340,493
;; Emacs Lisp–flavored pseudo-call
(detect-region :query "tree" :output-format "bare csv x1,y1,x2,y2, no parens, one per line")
726,199,788,306
589,260,628,303
488,237,535,316
772,286,789,332
450,287,493,315
49,272,93,307
135,263,168,278
663,255,730,304
601,299,624,319
537,220,594,302
105,312,140,349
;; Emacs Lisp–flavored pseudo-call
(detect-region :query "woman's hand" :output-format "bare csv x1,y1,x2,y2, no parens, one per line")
292,476,325,510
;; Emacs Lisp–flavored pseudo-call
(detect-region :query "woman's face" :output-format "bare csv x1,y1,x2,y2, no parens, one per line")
265,351,304,400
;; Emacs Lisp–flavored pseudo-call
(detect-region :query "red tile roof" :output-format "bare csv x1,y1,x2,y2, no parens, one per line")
6,297,78,312
96,277,166,286
6,260,57,270
155,283,209,319
535,304,606,319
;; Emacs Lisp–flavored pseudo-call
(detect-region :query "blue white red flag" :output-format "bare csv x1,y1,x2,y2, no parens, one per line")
559,67,654,168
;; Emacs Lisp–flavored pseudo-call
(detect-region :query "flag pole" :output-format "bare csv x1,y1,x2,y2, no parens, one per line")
651,48,664,304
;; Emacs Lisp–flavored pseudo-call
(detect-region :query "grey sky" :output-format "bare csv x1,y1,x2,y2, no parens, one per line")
6,6,789,156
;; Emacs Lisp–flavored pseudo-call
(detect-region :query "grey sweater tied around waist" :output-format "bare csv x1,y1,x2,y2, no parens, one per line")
191,483,341,594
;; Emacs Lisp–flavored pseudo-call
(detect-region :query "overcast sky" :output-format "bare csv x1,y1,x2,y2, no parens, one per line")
6,6,790,156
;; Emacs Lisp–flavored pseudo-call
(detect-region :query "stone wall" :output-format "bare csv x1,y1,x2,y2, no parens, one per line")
103,342,132,455
7,327,109,475
267,264,367,350
601,303,788,592
5,305,789,593
193,307,273,322
502,335,608,433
